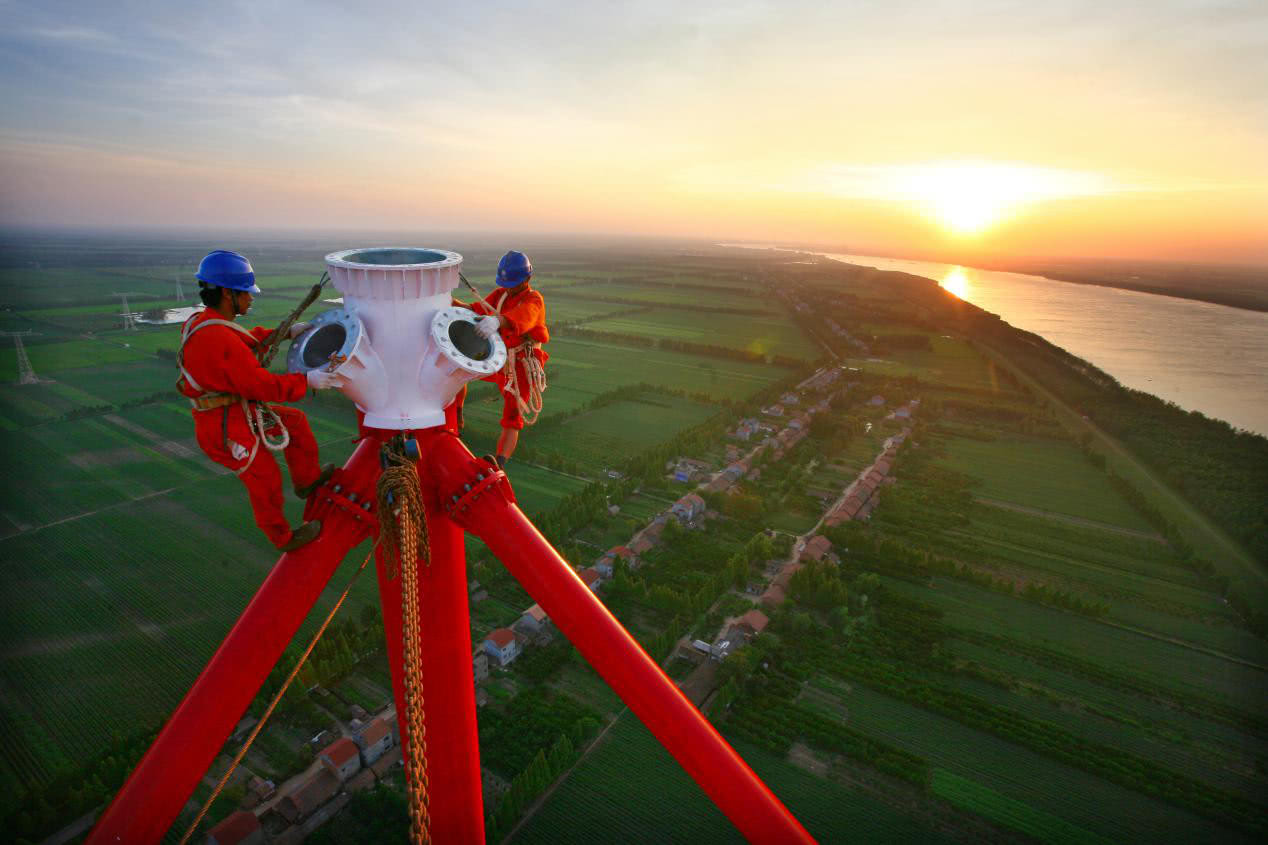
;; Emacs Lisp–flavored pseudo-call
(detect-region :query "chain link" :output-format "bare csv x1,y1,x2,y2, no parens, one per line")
378,441,431,845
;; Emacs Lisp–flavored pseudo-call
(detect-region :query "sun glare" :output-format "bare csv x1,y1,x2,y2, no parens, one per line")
940,266,970,299
894,161,1113,237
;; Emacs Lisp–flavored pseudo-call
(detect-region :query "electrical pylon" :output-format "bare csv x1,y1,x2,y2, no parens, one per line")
111,293,143,331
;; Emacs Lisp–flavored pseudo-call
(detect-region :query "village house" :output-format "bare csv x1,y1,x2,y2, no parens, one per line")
760,582,786,608
355,718,393,766
519,603,549,632
672,457,711,482
319,737,362,781
473,650,489,683
596,546,636,577
345,768,376,794
370,745,402,779
207,810,264,845
869,395,885,406
736,608,770,637
671,492,707,523
277,769,341,824
576,567,603,592
781,392,799,404
468,579,488,603
484,628,521,666
761,403,785,417
800,535,832,563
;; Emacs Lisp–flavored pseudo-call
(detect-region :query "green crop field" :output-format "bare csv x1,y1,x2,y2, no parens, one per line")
835,684,1251,845
583,307,820,361
931,769,1113,844
881,577,1267,712
936,434,1155,531
531,391,720,473
513,713,953,844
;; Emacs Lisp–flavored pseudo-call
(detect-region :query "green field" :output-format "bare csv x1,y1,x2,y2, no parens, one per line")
937,434,1155,531
931,769,1113,845
583,307,820,361
836,683,1254,844
513,713,954,844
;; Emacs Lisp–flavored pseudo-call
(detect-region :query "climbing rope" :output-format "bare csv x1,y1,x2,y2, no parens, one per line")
257,271,330,368
491,293,547,427
177,543,375,845
501,342,547,426
376,438,432,845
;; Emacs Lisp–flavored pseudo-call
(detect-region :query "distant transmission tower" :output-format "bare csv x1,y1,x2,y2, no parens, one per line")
174,274,186,303
0,331,42,384
112,292,142,331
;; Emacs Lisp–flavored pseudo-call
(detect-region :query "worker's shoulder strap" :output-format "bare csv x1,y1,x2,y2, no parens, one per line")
177,316,258,395
490,284,537,316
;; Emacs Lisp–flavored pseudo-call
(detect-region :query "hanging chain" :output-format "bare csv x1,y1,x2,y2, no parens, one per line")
377,438,431,845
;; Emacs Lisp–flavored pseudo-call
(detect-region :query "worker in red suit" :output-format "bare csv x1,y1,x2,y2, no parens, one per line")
454,250,549,467
178,250,338,551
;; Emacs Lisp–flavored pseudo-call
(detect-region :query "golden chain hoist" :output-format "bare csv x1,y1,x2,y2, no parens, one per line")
377,436,432,845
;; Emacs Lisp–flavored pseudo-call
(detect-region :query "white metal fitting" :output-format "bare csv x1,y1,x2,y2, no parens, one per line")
287,247,507,429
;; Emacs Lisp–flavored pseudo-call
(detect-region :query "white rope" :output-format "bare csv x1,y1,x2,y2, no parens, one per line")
501,342,547,427
491,292,547,426
179,314,291,475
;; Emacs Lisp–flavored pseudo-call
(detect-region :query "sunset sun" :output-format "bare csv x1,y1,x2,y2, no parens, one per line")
896,161,1113,237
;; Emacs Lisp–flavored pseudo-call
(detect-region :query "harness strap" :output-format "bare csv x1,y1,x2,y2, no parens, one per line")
491,292,547,426
177,315,290,474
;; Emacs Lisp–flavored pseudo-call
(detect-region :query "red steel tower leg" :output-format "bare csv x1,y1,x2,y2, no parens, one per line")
86,438,385,845
375,462,484,841
421,429,816,845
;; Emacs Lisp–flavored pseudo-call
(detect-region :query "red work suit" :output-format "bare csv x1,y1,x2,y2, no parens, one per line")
467,284,550,430
178,310,322,548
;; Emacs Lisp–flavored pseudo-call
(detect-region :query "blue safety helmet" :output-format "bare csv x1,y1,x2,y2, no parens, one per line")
495,250,533,288
195,250,261,293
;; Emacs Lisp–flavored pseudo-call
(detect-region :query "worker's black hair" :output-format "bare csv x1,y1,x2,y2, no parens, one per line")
198,282,223,307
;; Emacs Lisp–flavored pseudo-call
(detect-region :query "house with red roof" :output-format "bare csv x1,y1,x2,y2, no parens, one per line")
800,535,832,563
576,567,603,592
278,769,340,823
484,628,520,666
737,608,769,636
519,603,549,632
319,736,361,781
355,718,393,766
207,810,263,845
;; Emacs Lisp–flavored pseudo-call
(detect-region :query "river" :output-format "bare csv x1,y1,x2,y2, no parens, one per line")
738,247,1268,437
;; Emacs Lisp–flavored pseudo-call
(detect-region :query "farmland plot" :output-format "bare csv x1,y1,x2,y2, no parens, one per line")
583,307,820,362
937,435,1155,531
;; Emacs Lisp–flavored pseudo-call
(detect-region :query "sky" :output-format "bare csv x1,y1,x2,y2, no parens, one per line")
1,0,1266,264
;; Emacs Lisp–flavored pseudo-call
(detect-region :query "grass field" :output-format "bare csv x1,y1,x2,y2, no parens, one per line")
836,683,1253,845
512,713,954,844
931,769,1113,845
532,391,721,473
882,577,1267,712
936,434,1155,531
583,307,820,361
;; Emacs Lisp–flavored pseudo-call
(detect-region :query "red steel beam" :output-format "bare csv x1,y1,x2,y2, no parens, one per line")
87,437,384,844
420,429,816,845
373,466,484,842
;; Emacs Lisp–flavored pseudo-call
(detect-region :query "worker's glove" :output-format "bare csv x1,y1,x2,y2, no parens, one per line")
288,321,312,339
306,369,342,390
476,315,501,339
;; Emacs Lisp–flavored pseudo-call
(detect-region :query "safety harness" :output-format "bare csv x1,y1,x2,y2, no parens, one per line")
177,316,291,474
490,288,548,426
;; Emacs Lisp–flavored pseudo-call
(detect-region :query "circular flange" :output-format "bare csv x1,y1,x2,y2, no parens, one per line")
324,247,462,271
431,307,507,375
287,308,364,373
